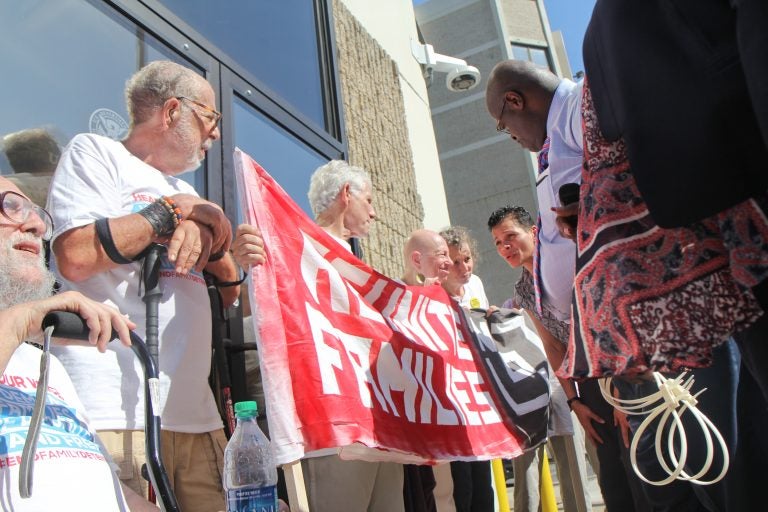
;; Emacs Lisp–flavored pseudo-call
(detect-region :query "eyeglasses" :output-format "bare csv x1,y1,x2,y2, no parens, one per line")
496,99,510,135
0,190,54,241
176,96,222,127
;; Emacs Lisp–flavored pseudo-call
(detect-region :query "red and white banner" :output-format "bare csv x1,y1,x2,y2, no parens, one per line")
234,149,541,465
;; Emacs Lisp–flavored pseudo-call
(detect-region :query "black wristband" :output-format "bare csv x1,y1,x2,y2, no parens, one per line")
137,201,176,237
212,270,248,288
566,396,581,410
208,250,226,262
95,218,133,265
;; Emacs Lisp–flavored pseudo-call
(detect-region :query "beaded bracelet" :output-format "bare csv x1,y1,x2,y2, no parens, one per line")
159,196,183,228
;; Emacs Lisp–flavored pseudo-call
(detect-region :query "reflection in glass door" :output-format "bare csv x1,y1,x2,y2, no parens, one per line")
231,96,327,217
0,0,211,195
153,0,327,131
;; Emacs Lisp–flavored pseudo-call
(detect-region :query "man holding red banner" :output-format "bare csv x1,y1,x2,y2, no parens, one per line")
307,159,376,248
303,159,403,512
233,149,545,512
234,159,402,512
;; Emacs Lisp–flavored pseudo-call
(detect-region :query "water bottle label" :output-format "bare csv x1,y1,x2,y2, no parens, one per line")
226,485,278,512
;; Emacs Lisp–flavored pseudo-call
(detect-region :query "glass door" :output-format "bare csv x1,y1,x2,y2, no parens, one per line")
0,0,217,198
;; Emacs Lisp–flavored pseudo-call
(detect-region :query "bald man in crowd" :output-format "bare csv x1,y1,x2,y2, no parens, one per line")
400,228,453,512
485,59,648,512
401,229,451,287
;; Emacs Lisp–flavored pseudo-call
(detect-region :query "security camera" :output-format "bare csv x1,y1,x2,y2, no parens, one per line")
411,40,481,92
445,67,481,92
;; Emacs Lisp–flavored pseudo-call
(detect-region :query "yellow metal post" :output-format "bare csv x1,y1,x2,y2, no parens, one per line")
540,446,558,512
491,458,511,511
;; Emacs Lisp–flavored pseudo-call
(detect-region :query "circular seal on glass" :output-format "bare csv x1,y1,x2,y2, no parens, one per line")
89,108,129,140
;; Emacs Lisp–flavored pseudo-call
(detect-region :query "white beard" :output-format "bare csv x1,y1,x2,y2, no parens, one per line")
0,234,55,309
174,113,205,174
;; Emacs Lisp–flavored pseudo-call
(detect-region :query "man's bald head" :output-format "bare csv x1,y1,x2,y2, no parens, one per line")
485,60,561,152
404,229,442,257
402,229,451,284
485,60,560,116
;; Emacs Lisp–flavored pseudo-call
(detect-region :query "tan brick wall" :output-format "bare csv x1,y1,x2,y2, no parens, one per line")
502,0,546,43
332,0,424,278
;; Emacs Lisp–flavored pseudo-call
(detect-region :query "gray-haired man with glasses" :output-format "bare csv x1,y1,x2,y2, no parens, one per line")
46,60,265,512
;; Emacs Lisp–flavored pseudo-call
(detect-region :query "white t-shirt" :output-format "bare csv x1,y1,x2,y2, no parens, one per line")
0,343,130,511
48,133,222,433
537,79,583,321
453,274,490,310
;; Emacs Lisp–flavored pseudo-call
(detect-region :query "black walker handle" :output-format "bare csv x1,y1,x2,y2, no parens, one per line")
42,311,180,512
141,244,166,367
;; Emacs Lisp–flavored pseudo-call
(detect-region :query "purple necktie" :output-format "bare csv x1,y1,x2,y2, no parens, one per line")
532,137,550,316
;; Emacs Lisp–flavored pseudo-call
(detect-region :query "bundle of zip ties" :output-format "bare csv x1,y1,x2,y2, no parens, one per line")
599,373,729,486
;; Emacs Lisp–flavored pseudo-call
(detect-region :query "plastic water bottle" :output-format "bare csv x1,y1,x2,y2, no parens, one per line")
223,401,278,512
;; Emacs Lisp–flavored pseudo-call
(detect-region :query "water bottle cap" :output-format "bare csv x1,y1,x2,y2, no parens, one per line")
234,400,258,417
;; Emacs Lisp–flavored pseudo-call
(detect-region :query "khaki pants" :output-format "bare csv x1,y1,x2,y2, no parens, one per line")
99,429,227,512
512,428,593,512
302,455,405,512
432,462,456,512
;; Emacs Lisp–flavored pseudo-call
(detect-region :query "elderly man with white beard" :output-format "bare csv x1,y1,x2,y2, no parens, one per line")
0,176,158,510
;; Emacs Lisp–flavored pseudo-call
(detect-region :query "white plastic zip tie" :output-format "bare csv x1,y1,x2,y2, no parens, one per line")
599,373,729,486
19,326,54,498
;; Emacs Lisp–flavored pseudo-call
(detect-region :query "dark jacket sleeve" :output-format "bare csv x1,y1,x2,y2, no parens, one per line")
583,0,768,227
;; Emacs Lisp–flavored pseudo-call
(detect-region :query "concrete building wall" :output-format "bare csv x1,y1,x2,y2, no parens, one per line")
501,0,546,42
552,30,573,80
338,0,451,234
416,0,566,305
332,0,427,277
416,0,497,56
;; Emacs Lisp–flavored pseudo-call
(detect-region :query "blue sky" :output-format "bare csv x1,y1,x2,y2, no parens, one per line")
543,0,595,75
412,0,596,76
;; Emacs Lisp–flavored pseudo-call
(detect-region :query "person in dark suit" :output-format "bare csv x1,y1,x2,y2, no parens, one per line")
583,0,768,229
575,3,768,510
